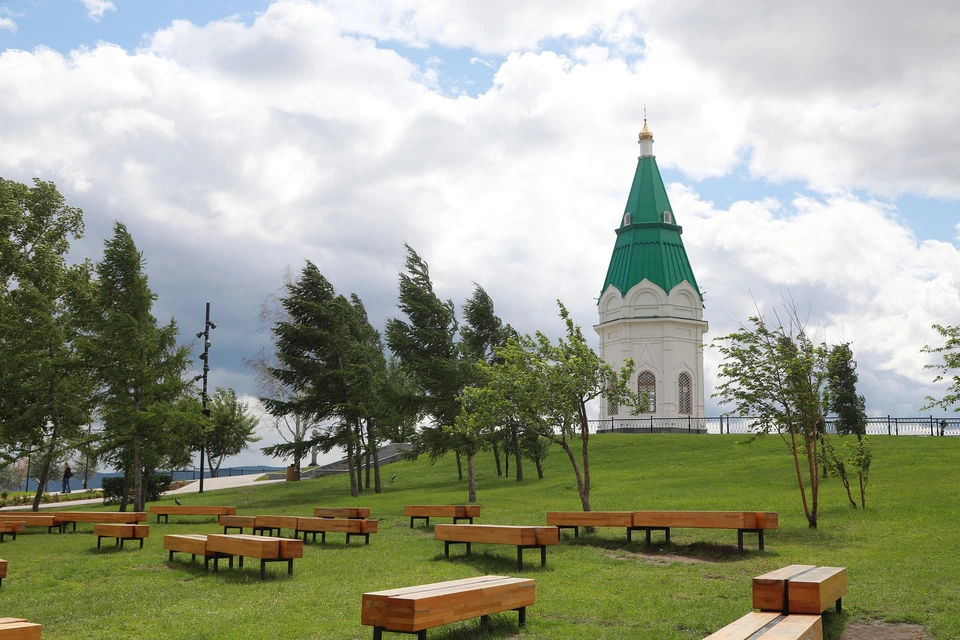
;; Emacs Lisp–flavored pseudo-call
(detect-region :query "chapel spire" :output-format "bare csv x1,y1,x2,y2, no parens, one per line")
638,111,654,157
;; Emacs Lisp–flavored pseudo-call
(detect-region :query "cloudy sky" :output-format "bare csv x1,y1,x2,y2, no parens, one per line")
2,0,958,467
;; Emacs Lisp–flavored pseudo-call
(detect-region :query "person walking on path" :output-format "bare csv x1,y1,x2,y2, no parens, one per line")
62,464,73,494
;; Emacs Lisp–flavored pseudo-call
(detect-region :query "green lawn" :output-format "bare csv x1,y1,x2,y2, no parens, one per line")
0,434,957,639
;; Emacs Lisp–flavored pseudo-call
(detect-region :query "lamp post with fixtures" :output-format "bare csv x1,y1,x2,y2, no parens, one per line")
195,302,216,494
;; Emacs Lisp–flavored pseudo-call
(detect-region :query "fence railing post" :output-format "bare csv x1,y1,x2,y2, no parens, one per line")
931,416,934,437
895,418,899,435
887,415,891,435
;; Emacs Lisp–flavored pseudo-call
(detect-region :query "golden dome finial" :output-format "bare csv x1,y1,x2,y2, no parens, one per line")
638,105,653,142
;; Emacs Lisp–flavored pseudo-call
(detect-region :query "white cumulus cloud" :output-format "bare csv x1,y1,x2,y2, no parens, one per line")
80,0,116,21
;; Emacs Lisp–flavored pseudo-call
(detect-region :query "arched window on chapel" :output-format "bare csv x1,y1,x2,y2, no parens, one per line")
678,372,692,414
637,371,656,413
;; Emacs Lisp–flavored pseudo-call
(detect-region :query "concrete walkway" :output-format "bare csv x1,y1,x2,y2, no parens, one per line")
0,473,285,511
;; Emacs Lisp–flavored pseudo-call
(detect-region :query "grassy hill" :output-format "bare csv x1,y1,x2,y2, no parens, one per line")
0,434,957,639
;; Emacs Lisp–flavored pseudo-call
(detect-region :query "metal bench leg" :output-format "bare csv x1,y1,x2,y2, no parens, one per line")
239,556,244,569
738,530,744,554
365,533,370,545
444,541,450,558
517,606,527,627
626,527,632,543
541,545,546,567
213,556,219,572
204,556,210,571
837,597,842,613
168,550,174,560
645,529,651,547
759,529,765,551
260,559,266,580
229,555,234,569
517,547,523,571
97,536,102,549
119,537,124,549
288,558,293,576
480,615,489,626
140,537,144,549
665,528,670,544
410,517,414,528
418,631,426,639
373,627,383,640
191,554,196,563
312,532,317,543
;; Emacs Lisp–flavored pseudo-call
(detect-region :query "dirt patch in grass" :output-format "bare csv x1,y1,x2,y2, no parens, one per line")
841,623,933,640
602,549,726,564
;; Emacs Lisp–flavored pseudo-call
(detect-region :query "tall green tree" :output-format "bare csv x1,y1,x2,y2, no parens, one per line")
922,321,960,414
0,177,93,510
713,307,829,528
203,387,261,478
83,223,191,512
824,343,871,508
386,245,470,482
459,302,640,511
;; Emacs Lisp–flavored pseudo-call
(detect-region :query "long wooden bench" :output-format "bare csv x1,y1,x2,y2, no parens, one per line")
546,511,634,540
53,511,148,532
0,522,25,543
0,514,60,533
205,534,304,580
220,515,257,534
314,507,370,519
94,524,149,550
753,565,847,614
0,559,6,586
253,515,299,537
362,575,535,639
0,619,41,640
295,517,378,544
434,525,559,570
405,505,480,528
149,505,236,523
705,611,822,639
164,534,218,570
632,511,778,552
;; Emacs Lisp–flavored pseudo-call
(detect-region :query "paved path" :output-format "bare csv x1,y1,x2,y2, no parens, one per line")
0,473,284,511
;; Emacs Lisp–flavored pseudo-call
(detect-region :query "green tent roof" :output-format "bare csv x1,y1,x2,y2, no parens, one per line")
600,155,702,300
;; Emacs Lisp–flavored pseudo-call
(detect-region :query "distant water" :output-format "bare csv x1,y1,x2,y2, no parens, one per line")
17,466,283,492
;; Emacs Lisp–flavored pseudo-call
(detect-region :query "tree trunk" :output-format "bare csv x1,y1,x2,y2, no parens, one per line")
859,472,866,510
368,421,382,494
492,440,502,477
819,433,829,479
467,445,476,503
133,428,144,512
119,471,129,512
31,450,53,512
208,455,218,479
504,447,509,478
512,425,523,482
455,450,463,481
365,449,371,489
559,440,589,511
578,408,591,512
355,450,363,494
535,457,544,480
33,369,62,511
346,441,358,497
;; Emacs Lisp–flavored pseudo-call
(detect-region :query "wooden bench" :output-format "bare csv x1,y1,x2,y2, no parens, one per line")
0,559,6,586
405,505,480,528
164,534,218,570
295,517,378,544
205,534,304,580
545,511,634,540
753,565,847,614
253,515,299,537
0,514,60,534
632,511,779,552
94,524,149,549
314,507,370,519
53,511,148,532
362,575,534,639
219,515,257,534
0,522,25,543
0,619,41,640
705,611,822,639
149,505,236,523
434,525,559,570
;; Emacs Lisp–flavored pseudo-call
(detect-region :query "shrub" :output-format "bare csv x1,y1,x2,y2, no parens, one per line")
102,473,173,505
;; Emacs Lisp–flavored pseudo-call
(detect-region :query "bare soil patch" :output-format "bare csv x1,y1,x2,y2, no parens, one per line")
602,549,723,564
841,623,933,640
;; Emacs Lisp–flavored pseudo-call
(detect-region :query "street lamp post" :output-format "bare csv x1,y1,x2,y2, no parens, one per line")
195,302,216,494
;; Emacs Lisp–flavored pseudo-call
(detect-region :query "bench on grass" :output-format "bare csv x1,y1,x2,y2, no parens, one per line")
0,619,41,640
0,559,5,586
219,515,257,534
0,522,25,543
205,534,304,580
314,507,370,519
362,575,535,640
632,511,779,553
434,525,559,570
295,517,378,544
149,505,236,523
164,534,218,570
53,511,148,532
252,515,299,537
405,505,480,528
94,524,149,550
705,611,822,640
753,565,847,615
546,511,633,540
0,514,60,534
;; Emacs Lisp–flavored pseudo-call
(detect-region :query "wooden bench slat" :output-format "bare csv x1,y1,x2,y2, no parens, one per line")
0,621,42,640
254,516,299,530
163,534,212,557
704,612,822,640
546,511,634,527
753,566,846,615
219,515,257,528
314,507,371,518
0,559,7,580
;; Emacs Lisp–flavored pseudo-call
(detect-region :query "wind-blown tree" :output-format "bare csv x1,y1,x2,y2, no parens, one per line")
713,308,828,528
460,302,640,511
82,223,192,512
824,343,871,508
923,320,960,413
386,245,470,481
0,177,94,510
461,284,522,479
245,268,320,478
203,387,261,478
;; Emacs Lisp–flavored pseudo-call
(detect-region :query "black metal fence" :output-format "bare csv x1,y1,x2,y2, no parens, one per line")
163,466,283,482
589,416,960,436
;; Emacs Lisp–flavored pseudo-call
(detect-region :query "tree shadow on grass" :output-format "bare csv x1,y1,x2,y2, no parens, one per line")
417,615,526,640
566,537,775,563
430,550,556,574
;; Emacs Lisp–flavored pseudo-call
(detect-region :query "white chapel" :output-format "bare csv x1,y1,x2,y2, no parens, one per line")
595,120,708,423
